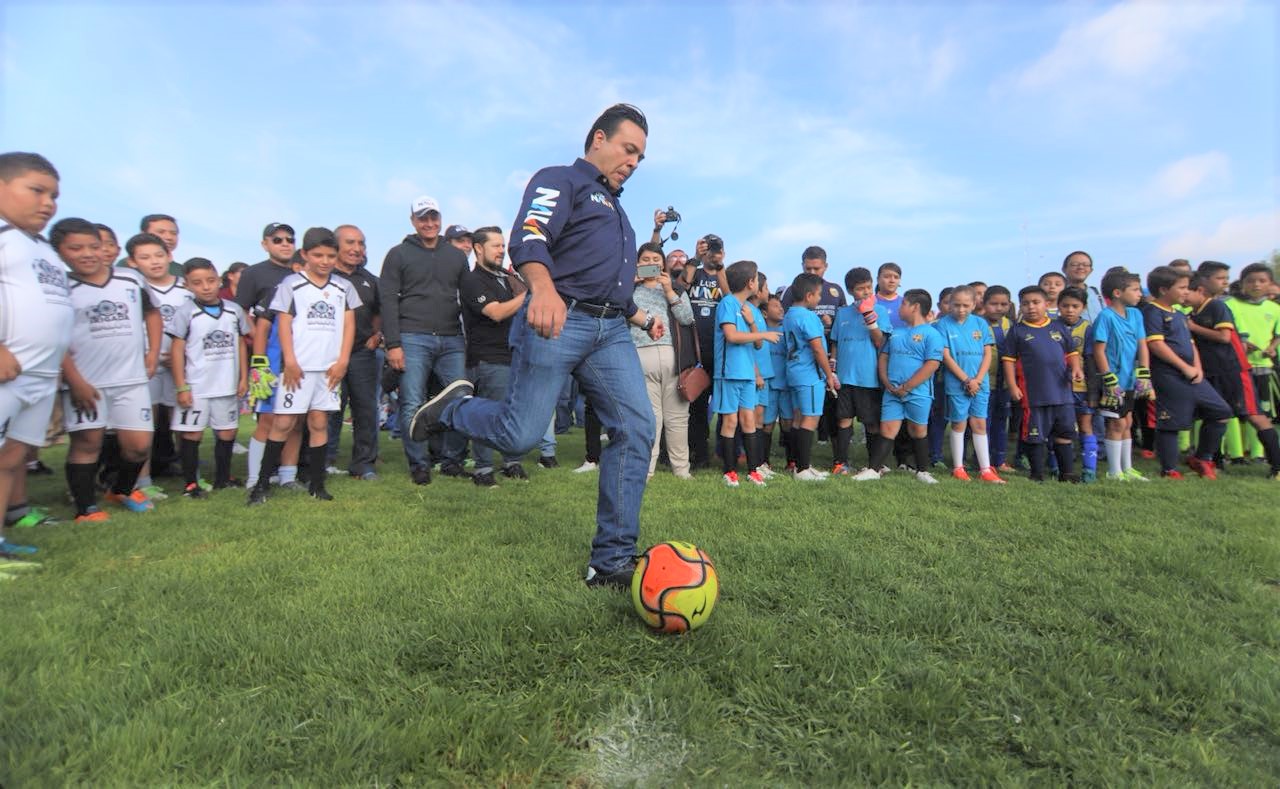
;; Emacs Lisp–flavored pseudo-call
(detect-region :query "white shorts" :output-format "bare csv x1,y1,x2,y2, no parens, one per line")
149,368,177,407
64,383,155,432
0,375,59,447
171,394,240,433
273,374,340,414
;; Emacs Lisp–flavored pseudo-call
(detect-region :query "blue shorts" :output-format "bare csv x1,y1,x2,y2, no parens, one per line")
762,385,779,424
945,388,990,423
768,386,793,423
790,381,825,417
1024,403,1076,444
1151,373,1232,431
254,324,283,415
1071,390,1093,417
713,379,756,415
882,391,932,425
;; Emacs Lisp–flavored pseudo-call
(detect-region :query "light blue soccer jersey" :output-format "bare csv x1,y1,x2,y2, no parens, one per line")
783,305,826,387
881,323,945,396
712,294,755,381
830,302,893,388
748,302,773,380
936,314,993,395
1091,306,1143,389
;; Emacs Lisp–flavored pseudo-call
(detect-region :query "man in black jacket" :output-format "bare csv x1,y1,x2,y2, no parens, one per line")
381,197,469,484
327,224,382,480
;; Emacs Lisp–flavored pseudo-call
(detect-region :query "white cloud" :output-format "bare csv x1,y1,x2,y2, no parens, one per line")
1151,151,1231,200
1157,209,1280,261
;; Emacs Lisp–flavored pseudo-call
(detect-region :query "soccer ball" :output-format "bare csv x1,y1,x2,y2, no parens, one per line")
631,541,719,633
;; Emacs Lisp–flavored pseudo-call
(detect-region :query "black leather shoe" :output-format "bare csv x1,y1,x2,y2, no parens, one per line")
411,466,432,486
410,380,474,440
585,563,635,590
537,456,559,469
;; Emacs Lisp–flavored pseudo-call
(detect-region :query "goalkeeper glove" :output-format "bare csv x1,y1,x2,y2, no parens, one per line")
248,355,278,405
857,296,879,328
1098,371,1121,410
1134,366,1153,399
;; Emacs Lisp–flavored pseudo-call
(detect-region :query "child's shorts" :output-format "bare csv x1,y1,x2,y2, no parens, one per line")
881,391,931,425
64,382,154,432
766,385,793,424
837,385,882,428
149,368,177,407
273,374,341,415
1023,403,1076,444
1071,390,1093,417
789,381,825,418
945,388,990,423
0,375,59,446
1151,374,1232,431
712,379,756,415
172,394,241,432
1097,390,1136,420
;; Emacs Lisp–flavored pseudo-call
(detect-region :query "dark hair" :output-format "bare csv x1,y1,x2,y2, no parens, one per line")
583,104,648,154
1168,258,1192,270
472,225,504,248
938,286,954,303
877,261,902,277
950,284,976,302
984,285,1011,301
757,272,768,289
1239,262,1275,283
902,288,932,315
844,266,872,292
1058,286,1088,306
1189,272,1210,292
967,280,986,288
140,214,176,232
1100,269,1139,300
221,261,248,288
801,245,827,262
1038,271,1067,285
636,241,665,262
49,217,99,251
767,292,781,303
94,223,117,244
182,257,216,276
126,232,168,258
1062,250,1093,271
1018,285,1047,301
0,152,58,182
790,272,823,302
1197,260,1230,276
1146,265,1188,297
726,260,759,293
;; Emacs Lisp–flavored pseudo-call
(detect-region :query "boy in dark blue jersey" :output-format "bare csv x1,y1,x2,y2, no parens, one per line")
712,260,780,487
829,267,891,474
936,285,1003,483
853,289,944,483
981,286,1015,470
1001,285,1084,482
783,273,839,481
1056,287,1098,481
1091,269,1150,481
1141,266,1232,479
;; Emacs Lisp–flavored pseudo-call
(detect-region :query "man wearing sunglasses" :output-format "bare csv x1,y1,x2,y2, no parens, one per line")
234,222,305,490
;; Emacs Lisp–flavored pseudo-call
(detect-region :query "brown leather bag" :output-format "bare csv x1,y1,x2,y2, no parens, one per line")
673,323,711,402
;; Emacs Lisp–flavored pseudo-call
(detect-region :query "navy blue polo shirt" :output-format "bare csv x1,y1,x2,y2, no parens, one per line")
508,158,638,317
1142,301,1195,373
1002,318,1076,406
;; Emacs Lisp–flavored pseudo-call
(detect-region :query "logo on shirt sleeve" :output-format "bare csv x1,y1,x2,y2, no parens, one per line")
520,187,560,243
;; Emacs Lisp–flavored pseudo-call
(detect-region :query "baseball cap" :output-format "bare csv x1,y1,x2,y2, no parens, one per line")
302,226,338,251
262,222,295,239
444,224,472,241
411,196,441,217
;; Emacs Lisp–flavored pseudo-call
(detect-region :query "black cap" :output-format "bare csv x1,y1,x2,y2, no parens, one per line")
262,222,295,239
302,226,337,251
444,224,472,241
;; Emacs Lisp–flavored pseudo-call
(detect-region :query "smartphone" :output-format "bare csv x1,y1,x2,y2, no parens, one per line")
636,264,662,279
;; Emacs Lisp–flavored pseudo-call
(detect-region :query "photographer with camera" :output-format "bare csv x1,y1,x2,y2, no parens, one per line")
682,233,729,469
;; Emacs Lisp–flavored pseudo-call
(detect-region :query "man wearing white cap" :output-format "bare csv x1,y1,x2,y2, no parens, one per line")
380,196,470,484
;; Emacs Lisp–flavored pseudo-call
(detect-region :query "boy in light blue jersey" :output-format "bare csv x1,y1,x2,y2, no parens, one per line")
1056,287,1098,481
784,273,839,480
1091,269,1150,481
936,285,1003,483
854,289,945,483
829,267,890,473
762,294,792,469
747,276,778,476
713,260,780,487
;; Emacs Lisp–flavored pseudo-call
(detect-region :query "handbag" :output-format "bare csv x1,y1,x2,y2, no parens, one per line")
673,320,711,402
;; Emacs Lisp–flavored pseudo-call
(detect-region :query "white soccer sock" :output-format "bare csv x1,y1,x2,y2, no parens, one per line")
247,438,265,485
1106,439,1123,475
278,465,297,484
973,433,991,470
1121,438,1134,471
949,430,965,470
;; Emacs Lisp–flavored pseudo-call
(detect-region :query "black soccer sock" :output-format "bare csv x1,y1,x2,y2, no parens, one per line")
794,427,814,470
911,436,930,472
112,460,145,496
1028,443,1047,481
865,431,878,466
1256,427,1280,472
258,440,285,490
762,429,773,465
720,434,735,474
1196,420,1227,461
180,439,200,486
308,444,328,492
834,426,852,465
98,432,121,488
1052,441,1076,479
66,462,99,515
867,434,890,470
214,438,235,486
1155,430,1180,472
746,430,762,471
783,429,794,465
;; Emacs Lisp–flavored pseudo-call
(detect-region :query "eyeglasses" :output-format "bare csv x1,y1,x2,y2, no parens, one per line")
270,236,295,245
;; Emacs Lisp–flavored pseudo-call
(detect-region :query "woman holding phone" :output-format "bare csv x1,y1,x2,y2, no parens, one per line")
630,242,695,479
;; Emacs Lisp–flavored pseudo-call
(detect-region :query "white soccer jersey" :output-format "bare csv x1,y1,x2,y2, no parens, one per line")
268,273,361,371
0,225,74,378
146,279,192,355
67,268,154,388
168,299,251,398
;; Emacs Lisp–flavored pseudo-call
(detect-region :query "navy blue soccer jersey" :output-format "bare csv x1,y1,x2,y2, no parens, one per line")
1002,318,1075,406
1142,301,1195,374
1189,299,1241,377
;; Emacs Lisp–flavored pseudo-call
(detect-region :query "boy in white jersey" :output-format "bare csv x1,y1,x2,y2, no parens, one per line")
169,258,251,498
248,228,359,505
134,235,191,487
56,224,162,521
0,153,74,561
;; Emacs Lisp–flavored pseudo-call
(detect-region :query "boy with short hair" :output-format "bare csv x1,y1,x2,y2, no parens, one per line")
712,260,780,487
1057,286,1098,481
134,231,191,491
981,285,1015,470
168,258,252,497
1225,263,1280,428
1090,270,1150,481
936,285,1003,483
1142,266,1233,479
1002,285,1084,482
784,273,839,480
761,294,791,471
853,289,944,483
248,228,359,504
829,267,891,474
1038,272,1067,318
1187,265,1280,479
747,274,777,477
57,224,163,520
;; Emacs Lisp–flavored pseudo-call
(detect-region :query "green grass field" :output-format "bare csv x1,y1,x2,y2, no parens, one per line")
2,421,1278,785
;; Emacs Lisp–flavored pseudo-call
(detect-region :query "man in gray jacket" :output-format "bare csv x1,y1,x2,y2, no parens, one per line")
381,196,469,484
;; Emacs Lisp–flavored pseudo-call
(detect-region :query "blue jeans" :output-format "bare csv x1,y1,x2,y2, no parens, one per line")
446,309,654,573
468,361,527,474
326,346,381,476
399,333,466,471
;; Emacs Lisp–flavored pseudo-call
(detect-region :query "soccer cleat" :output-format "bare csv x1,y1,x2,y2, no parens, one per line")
105,490,154,512
756,463,776,479
26,459,53,475
793,467,826,481
851,467,882,481
409,380,474,440
74,507,110,524
1160,469,1184,480
1058,473,1081,484
438,463,471,479
411,466,432,486
977,467,1006,484
9,507,57,528
358,471,379,481
585,562,635,590
1106,471,1128,482
996,462,1018,473
140,484,169,501
722,470,740,487
537,456,559,469
1229,457,1249,466
1081,469,1096,484
784,461,797,473
324,466,347,476
278,480,307,492
309,487,334,501
746,469,767,487
1123,468,1149,482
473,471,497,488
831,462,848,476
951,467,972,481
915,470,939,484
182,483,208,499
212,477,242,490
502,463,529,481
1186,456,1217,480
197,479,214,492
574,460,599,473
0,539,39,557
1140,449,1156,460
246,485,270,506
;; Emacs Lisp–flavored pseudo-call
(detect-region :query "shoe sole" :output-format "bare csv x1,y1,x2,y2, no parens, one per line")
410,380,472,441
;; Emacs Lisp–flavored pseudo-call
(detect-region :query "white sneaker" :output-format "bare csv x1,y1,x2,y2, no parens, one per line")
232,442,249,455
915,470,939,484
815,468,831,478
325,466,347,476
793,467,825,481
574,461,599,473
756,464,776,480
851,467,883,481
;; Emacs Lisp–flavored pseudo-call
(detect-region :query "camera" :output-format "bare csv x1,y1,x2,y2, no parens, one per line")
662,206,681,224
704,234,724,254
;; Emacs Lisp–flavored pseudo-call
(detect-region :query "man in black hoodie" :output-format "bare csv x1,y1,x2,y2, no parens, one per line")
381,196,469,484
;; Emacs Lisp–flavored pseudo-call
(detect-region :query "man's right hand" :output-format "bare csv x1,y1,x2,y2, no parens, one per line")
0,346,20,383
387,346,405,371
527,288,566,339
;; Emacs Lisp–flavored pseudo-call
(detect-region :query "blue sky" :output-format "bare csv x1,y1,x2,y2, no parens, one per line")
3,1,1276,293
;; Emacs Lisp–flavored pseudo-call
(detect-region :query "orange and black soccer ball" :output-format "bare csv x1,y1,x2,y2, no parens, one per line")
631,541,719,633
